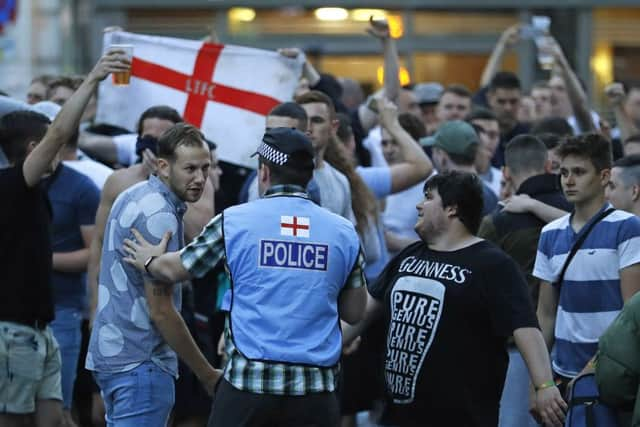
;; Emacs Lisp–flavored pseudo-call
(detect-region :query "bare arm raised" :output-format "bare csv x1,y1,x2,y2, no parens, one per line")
24,51,130,187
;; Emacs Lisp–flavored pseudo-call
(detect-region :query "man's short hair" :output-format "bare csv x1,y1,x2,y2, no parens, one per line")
613,154,640,187
157,123,206,161
398,112,427,141
537,133,563,151
31,75,55,86
268,102,308,132
136,106,183,137
0,110,51,163
531,117,573,137
466,107,497,122
505,135,548,176
441,84,471,99
557,133,613,172
46,76,79,99
488,71,521,93
424,171,484,235
295,90,336,119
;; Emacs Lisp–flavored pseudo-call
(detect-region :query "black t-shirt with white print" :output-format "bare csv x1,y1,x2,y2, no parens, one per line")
368,240,538,427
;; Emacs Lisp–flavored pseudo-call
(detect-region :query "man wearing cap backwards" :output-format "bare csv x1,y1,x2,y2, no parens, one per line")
413,82,444,135
422,120,499,215
342,171,567,427
122,127,367,427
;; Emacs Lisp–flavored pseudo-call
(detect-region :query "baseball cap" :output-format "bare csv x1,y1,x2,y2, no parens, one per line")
414,82,444,105
252,127,314,167
420,120,479,158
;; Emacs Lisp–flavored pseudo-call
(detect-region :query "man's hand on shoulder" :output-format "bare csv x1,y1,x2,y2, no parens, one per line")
123,229,172,273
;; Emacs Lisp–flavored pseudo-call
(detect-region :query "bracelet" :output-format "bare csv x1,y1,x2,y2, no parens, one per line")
536,380,557,391
144,255,157,274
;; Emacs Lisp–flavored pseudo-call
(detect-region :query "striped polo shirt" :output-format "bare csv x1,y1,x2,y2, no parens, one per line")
533,203,640,377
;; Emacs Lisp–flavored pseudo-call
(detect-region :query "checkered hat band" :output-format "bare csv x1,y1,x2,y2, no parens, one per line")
257,142,288,165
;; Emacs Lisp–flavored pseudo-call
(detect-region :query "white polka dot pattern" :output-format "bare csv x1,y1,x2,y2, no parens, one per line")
119,201,139,228
98,285,110,312
130,297,151,330
140,193,166,217
110,260,128,292
146,212,178,239
98,324,124,357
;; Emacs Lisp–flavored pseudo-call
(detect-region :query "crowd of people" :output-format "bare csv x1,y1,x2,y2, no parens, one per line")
2,18,640,427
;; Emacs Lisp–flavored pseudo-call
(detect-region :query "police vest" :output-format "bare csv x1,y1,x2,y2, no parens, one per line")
223,193,361,367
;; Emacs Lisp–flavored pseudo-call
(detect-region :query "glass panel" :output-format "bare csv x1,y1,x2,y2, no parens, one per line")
413,11,517,35
127,8,215,38
228,8,404,36
413,52,518,91
317,52,517,94
592,8,640,112
317,55,410,93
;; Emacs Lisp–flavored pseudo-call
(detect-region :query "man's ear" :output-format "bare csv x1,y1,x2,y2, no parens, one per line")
157,157,170,179
632,184,640,202
259,162,271,184
543,159,552,174
330,117,339,135
600,168,611,187
444,204,458,219
25,140,38,155
502,165,512,182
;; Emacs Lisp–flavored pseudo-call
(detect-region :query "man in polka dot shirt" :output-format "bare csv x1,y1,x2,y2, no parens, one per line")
86,123,221,426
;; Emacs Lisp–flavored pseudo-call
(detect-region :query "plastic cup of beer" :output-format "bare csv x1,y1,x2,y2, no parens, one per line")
109,44,133,86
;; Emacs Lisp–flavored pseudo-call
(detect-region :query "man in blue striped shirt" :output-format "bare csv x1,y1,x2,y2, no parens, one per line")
534,133,640,391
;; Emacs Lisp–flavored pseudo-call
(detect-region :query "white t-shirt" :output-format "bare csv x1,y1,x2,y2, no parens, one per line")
64,158,113,190
313,162,355,221
383,182,423,242
567,111,601,135
114,133,138,166
362,126,389,168
480,166,502,197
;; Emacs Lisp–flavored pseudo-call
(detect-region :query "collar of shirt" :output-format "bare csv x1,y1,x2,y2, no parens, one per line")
568,201,613,236
148,174,187,216
264,184,309,199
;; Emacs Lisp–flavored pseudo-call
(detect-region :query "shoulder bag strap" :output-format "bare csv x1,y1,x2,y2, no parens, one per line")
555,208,616,292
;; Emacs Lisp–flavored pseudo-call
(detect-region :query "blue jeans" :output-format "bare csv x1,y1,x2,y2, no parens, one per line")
94,361,175,427
49,307,82,410
499,347,539,427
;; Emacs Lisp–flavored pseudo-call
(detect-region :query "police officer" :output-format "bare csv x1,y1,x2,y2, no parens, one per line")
123,127,367,427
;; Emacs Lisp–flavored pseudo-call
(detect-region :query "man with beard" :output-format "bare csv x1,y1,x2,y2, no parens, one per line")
86,124,220,425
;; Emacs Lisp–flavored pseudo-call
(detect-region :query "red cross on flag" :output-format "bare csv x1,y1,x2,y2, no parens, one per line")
280,216,310,238
95,31,304,168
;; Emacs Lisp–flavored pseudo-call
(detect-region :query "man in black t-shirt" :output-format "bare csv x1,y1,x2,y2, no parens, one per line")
0,52,129,427
343,171,566,427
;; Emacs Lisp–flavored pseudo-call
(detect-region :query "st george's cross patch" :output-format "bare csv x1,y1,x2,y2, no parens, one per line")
280,216,310,238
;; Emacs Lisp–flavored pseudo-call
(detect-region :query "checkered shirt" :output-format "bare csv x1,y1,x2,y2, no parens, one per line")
179,185,366,395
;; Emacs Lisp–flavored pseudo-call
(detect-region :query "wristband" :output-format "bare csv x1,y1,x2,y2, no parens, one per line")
536,380,556,391
144,255,157,274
